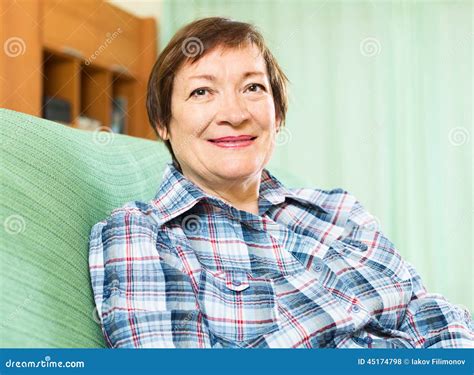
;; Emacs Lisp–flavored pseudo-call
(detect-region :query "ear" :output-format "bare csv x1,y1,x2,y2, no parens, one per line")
156,123,169,141
275,114,282,133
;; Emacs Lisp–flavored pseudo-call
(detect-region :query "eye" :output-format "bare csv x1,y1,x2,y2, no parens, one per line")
246,83,266,93
190,87,211,98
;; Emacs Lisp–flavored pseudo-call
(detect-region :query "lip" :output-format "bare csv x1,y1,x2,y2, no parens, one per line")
208,135,257,149
209,135,255,142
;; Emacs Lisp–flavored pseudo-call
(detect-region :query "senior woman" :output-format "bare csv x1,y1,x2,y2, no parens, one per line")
89,17,473,348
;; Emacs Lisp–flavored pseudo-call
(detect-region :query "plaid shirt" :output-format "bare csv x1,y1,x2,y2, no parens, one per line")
89,161,473,348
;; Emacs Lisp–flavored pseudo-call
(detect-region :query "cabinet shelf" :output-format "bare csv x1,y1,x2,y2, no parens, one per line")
1,0,157,140
80,64,112,129
42,51,80,125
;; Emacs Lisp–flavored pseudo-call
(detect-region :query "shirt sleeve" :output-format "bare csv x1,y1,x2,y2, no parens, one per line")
88,215,113,347
397,261,474,348
88,207,209,348
88,208,168,321
345,193,473,348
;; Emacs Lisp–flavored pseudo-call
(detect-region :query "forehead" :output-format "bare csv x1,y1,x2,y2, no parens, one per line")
176,43,267,79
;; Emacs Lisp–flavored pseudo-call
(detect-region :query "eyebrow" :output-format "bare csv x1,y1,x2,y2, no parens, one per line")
188,71,266,81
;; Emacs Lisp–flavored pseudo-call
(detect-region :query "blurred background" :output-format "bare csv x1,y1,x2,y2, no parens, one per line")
1,0,472,312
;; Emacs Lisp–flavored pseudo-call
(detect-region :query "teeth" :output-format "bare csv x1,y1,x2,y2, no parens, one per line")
210,137,255,143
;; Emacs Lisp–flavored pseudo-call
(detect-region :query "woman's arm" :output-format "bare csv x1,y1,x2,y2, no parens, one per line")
343,191,473,348
88,206,210,348
397,261,473,348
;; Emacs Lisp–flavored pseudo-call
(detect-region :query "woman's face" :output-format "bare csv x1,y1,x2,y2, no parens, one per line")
159,43,280,185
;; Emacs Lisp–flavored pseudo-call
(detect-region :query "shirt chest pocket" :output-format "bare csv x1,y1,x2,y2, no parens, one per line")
197,268,281,343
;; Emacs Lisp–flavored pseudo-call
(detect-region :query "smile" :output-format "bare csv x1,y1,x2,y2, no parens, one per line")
208,136,257,149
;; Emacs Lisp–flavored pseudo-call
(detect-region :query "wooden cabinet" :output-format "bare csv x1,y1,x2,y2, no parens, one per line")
0,0,158,140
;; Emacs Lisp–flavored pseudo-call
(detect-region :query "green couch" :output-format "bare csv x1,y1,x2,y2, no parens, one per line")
0,109,171,347
0,109,303,348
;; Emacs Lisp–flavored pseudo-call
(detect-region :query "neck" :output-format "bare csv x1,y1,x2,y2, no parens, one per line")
181,167,261,215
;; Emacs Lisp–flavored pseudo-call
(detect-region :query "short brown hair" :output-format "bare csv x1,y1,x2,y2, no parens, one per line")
146,17,289,165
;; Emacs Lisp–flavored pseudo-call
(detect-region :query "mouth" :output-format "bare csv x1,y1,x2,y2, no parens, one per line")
208,136,257,149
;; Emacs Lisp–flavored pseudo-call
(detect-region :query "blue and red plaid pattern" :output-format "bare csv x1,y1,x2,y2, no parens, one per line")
89,161,473,348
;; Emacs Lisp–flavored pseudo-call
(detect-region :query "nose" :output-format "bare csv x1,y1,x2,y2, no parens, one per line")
214,92,250,127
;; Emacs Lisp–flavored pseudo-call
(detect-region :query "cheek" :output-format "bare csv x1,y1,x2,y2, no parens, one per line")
193,108,215,129
172,107,209,140
186,102,217,127
248,99,277,127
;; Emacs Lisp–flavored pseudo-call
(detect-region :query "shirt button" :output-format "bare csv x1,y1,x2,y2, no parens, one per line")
359,243,368,251
351,304,361,313
314,263,323,272
232,280,242,287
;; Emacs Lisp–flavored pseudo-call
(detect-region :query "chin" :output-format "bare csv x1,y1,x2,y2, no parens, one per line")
212,159,261,179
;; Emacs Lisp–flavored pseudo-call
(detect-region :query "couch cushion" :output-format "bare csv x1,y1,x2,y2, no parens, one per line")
0,109,170,347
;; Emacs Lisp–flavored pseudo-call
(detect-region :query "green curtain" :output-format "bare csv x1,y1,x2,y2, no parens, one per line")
160,0,473,312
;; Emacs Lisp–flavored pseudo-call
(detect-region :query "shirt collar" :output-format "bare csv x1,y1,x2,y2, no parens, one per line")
149,161,329,226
